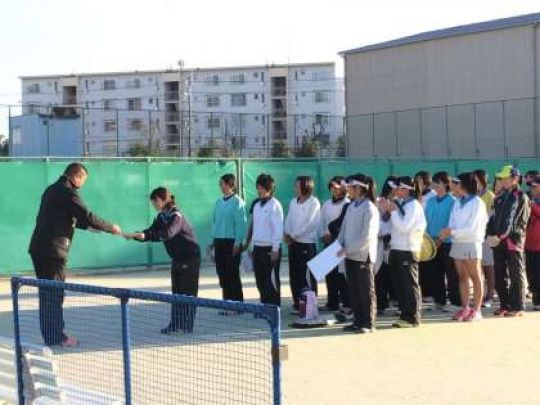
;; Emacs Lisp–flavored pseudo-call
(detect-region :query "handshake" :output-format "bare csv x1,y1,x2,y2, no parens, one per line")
88,225,145,241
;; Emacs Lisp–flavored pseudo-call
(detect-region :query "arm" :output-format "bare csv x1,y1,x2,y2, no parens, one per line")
144,213,184,242
69,192,115,233
210,201,217,241
284,200,294,237
234,199,248,247
271,202,284,252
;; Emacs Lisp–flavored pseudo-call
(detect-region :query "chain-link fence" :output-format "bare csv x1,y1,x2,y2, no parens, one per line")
1,104,346,158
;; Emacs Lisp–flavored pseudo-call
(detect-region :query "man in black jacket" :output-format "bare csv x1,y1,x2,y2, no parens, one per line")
29,163,121,346
487,165,530,317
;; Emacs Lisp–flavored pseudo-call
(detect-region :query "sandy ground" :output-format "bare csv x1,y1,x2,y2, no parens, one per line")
1,264,539,405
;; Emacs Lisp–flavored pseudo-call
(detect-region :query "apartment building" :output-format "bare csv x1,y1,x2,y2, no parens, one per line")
20,63,343,156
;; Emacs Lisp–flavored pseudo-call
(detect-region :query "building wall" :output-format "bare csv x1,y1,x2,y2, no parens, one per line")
20,63,344,157
345,25,540,158
10,115,82,157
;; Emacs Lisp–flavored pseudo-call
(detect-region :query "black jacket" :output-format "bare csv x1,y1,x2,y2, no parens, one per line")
328,202,351,241
29,176,115,259
487,187,530,249
142,205,200,261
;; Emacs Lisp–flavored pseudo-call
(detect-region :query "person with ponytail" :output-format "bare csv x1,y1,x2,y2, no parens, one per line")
125,187,201,334
379,176,426,328
210,173,247,307
439,172,488,322
337,174,379,333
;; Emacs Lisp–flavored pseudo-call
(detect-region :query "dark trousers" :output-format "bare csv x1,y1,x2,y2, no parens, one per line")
345,258,376,329
324,243,349,310
288,242,317,308
31,254,67,345
446,257,461,307
419,261,433,299
214,239,244,302
170,255,200,332
375,262,396,310
526,251,540,305
253,246,281,306
389,250,421,325
422,243,452,306
493,245,526,311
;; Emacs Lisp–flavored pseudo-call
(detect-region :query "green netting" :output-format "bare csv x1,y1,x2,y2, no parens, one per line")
1,158,539,275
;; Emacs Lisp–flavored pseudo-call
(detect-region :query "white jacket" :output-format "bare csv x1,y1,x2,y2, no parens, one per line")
390,199,427,252
252,197,284,251
284,196,321,244
448,195,488,244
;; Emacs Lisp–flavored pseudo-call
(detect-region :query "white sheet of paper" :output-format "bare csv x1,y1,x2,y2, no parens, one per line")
307,241,344,282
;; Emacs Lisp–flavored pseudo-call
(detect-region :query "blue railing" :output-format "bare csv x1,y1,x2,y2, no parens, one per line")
11,276,281,405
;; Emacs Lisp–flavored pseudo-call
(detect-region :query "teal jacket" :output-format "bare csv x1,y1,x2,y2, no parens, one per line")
211,194,247,245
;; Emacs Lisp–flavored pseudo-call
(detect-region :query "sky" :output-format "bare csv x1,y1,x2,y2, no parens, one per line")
0,0,539,136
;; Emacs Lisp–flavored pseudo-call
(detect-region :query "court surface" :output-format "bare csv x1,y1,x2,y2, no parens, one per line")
1,264,539,405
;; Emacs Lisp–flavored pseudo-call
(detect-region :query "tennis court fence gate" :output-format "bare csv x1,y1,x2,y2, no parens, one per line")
11,276,282,404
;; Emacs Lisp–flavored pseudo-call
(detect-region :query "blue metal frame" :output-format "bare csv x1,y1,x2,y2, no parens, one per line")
10,276,282,405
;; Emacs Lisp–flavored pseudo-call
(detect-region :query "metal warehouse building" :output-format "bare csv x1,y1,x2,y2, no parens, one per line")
341,12,540,159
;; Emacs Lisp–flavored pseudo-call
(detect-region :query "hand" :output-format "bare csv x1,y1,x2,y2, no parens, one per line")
232,245,241,256
111,224,122,235
337,248,346,257
439,228,452,240
132,232,145,241
270,251,280,263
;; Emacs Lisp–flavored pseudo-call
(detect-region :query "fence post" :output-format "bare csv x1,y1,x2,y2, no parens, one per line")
270,306,282,405
116,109,120,157
11,277,25,405
120,295,132,405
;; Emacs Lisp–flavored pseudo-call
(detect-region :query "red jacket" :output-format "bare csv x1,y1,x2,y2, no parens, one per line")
526,200,540,252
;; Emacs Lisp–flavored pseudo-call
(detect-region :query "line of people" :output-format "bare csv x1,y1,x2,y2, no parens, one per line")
30,163,540,346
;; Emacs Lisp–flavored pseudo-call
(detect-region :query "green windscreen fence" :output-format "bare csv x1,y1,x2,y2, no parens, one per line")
0,158,536,275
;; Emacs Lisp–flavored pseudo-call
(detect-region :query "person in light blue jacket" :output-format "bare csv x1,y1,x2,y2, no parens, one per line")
423,171,458,311
210,174,247,305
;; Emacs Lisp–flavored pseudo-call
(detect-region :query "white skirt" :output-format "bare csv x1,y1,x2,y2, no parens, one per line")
450,242,483,260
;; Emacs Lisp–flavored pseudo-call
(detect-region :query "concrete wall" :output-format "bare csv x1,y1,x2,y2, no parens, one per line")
345,25,540,158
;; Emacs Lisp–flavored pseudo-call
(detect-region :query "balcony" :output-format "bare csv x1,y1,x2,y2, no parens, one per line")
273,130,287,140
165,92,179,102
165,112,181,122
272,108,287,118
272,87,287,97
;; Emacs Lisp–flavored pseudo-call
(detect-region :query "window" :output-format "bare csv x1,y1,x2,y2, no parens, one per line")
148,98,153,104
129,119,143,131
103,100,115,110
231,93,246,107
231,73,246,84
315,113,330,125
261,94,265,104
54,81,58,93
261,115,266,125
104,120,117,132
127,78,141,89
295,71,298,81
312,71,328,81
301,92,306,97
253,72,259,78
314,91,329,103
127,98,142,110
155,98,160,109
261,72,265,82
84,80,89,91
206,95,220,107
205,74,219,86
27,83,40,94
207,117,220,129
103,79,116,90
254,94,259,100
254,115,259,122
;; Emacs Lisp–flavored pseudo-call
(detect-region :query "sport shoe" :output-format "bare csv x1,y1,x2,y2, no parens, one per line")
61,335,79,348
392,319,419,328
452,308,470,321
464,309,483,322
504,310,524,317
358,327,374,334
343,324,361,333
435,303,449,312
335,310,354,324
493,308,509,317
482,300,492,309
